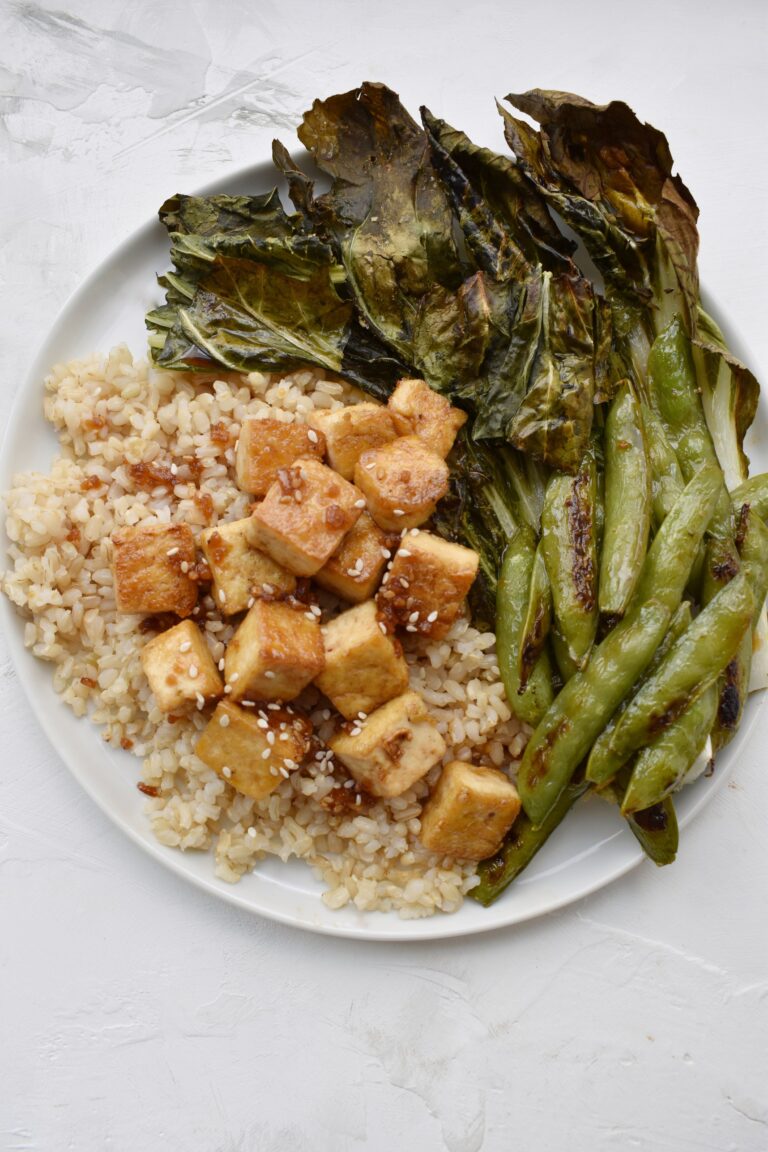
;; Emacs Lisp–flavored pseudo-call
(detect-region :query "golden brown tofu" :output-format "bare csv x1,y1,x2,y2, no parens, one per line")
307,403,397,480
140,619,223,712
235,417,326,497
315,600,409,719
224,599,325,702
388,378,467,459
419,761,521,860
248,458,364,576
200,518,296,615
330,691,446,797
195,699,312,799
377,531,479,639
112,522,198,617
315,513,395,603
354,436,449,532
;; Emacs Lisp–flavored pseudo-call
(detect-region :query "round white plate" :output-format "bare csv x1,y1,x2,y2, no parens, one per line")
1,162,765,940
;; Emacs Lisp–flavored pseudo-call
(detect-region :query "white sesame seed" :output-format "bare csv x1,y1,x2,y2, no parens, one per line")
218,658,225,670
307,428,319,444
266,731,275,745
224,685,232,694
311,605,321,617
195,692,205,709
280,767,290,779
304,611,316,622
247,597,255,609
354,498,366,509
398,549,411,558
188,663,199,678
408,611,420,623
279,732,290,741
283,758,297,769
406,625,417,633
180,561,190,573
219,714,230,728
267,702,280,710
218,589,227,604
400,578,410,589
393,509,405,516
170,463,178,476
257,717,269,729
222,766,232,778
262,749,271,760
380,548,391,560
355,794,361,806
179,641,192,653
357,712,367,720
410,528,420,536
349,727,362,737
262,583,275,594
354,558,364,572
229,672,240,683
322,709,331,720
166,547,180,557
192,605,200,615
346,567,359,577
269,766,279,776
241,700,255,707
427,610,438,622
379,621,387,634
247,827,257,838
264,670,275,679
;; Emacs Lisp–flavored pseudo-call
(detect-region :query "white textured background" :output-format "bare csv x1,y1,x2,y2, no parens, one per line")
2,2,767,1149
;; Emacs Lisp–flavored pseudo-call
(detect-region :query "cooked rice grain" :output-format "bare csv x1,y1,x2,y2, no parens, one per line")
2,348,526,917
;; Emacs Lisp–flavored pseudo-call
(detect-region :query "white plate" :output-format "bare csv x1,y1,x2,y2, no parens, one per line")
1,162,766,941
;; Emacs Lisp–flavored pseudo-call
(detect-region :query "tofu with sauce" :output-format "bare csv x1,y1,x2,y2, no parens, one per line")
196,699,312,799
140,619,223,712
315,600,409,719
354,436,449,532
330,690,446,797
307,403,397,480
235,417,325,496
200,518,296,615
315,513,395,603
377,530,479,639
419,761,521,860
388,378,467,459
224,599,325,702
111,522,198,617
249,458,364,576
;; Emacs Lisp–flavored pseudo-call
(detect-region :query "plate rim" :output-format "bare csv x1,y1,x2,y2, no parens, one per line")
1,159,764,941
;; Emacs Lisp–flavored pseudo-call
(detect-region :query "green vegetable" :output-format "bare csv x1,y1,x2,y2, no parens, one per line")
518,539,552,690
587,571,753,786
518,466,721,827
599,382,651,622
495,528,555,726
471,777,589,906
621,685,717,815
626,797,679,866
540,451,599,678
642,402,684,529
733,473,768,522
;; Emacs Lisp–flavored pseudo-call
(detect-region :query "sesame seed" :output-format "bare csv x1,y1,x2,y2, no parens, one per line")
188,664,199,678
294,490,303,503
241,700,255,707
180,561,190,573
307,428,319,444
262,583,275,595
354,498,366,509
195,692,205,709
310,605,321,617
408,611,420,623
192,606,200,615
247,596,255,609
355,794,361,806
269,766,279,776
398,549,411,558
400,578,410,589
179,641,192,653
279,732,290,741
380,548,391,560
257,717,269,729
266,731,275,745
283,758,297,769
349,726,362,737
354,558,364,572
267,702,280,710
280,767,290,779
305,611,316,622
406,625,417,633
346,567,359,577
224,685,232,694
322,709,331,720
357,712,367,720
229,672,240,683
218,658,225,671
427,610,438,622
264,670,275,679
365,461,376,470
378,621,387,634
219,714,230,728
218,589,227,604
262,749,271,760
170,463,178,476
166,547,180,557
393,509,405,517
410,528,420,536
247,827,257,839
222,766,232,778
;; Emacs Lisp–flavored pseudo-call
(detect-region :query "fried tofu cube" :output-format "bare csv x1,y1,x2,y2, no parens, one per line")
377,531,478,639
140,619,223,712
315,600,409,719
224,599,324,702
315,513,395,603
195,700,312,799
419,761,521,860
354,436,449,532
249,458,363,576
112,522,198,617
200,518,295,615
330,691,446,797
235,417,326,496
307,403,397,480
388,378,467,459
